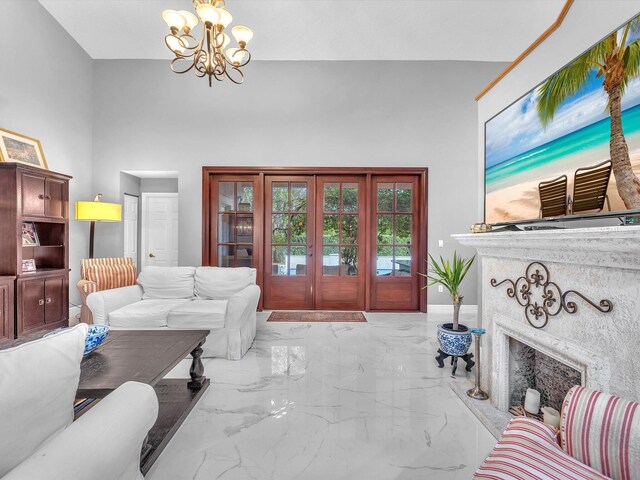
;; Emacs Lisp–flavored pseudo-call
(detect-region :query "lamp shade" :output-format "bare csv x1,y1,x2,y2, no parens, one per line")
75,201,122,222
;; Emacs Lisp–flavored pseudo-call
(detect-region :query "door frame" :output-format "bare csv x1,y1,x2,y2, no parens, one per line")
123,193,139,268
202,167,428,312
141,192,179,268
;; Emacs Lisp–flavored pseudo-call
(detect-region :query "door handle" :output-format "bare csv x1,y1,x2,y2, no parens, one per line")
38,299,44,306
46,298,52,304
308,252,313,257
38,194,44,200
149,253,156,258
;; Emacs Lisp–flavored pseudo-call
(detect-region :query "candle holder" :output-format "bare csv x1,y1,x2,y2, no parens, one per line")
466,328,489,400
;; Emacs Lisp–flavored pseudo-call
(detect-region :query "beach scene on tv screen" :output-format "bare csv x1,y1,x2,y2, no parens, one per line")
485,15,640,224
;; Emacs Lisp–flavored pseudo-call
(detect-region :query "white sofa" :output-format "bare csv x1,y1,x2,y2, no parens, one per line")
87,266,260,360
0,324,158,480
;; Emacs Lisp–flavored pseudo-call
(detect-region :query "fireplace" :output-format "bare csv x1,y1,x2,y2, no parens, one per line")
509,337,581,412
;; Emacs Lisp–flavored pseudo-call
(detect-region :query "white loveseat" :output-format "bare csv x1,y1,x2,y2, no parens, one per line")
87,266,260,360
0,324,158,480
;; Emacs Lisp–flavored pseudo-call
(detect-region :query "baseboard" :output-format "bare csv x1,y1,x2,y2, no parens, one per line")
69,305,81,326
427,304,478,316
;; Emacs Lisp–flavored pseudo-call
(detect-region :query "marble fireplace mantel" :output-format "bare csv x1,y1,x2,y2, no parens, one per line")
452,225,640,409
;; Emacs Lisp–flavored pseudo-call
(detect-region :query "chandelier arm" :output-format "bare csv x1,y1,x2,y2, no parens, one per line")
170,55,199,74
224,66,245,84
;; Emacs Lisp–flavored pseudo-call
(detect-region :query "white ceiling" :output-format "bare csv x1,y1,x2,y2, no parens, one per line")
40,0,567,62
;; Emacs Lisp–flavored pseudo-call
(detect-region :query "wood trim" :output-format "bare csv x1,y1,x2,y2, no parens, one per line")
203,166,429,176
475,0,574,101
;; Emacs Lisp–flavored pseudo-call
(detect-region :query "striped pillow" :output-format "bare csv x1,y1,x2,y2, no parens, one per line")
84,264,137,292
474,417,610,479
561,386,639,480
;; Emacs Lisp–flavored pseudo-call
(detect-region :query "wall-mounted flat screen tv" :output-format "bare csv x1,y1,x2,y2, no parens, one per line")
485,14,640,225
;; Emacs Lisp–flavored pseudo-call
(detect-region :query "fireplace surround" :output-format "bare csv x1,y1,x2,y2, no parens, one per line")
453,225,640,413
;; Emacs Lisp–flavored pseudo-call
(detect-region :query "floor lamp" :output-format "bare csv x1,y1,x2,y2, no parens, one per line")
75,194,122,258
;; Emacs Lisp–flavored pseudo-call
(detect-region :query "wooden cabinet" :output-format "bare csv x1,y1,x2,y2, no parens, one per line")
0,164,71,339
0,277,15,344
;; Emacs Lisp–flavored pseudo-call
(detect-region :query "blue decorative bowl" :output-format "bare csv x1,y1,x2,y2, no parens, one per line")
45,325,110,356
437,323,472,356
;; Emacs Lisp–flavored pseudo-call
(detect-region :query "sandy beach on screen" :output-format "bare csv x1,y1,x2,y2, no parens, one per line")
486,150,640,223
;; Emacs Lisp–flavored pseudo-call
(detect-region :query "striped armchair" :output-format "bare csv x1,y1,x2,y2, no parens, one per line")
474,386,639,480
77,257,137,324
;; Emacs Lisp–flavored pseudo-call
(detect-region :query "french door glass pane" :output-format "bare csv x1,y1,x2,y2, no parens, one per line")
290,246,307,275
236,214,253,243
396,183,412,212
323,214,339,244
272,182,289,212
341,246,358,275
290,214,307,244
377,215,393,243
395,215,412,245
291,183,307,212
394,246,411,276
342,183,358,212
377,183,394,212
237,182,254,212
219,182,235,212
341,215,358,244
272,246,288,276
272,214,288,243
376,246,393,276
323,246,339,275
236,247,253,267
218,245,235,267
218,214,235,243
324,183,340,212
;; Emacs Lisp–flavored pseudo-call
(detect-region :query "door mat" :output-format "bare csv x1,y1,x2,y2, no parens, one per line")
267,311,367,323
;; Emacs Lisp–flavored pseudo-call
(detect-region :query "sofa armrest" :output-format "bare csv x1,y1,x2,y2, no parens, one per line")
3,381,158,480
225,284,260,330
87,285,144,326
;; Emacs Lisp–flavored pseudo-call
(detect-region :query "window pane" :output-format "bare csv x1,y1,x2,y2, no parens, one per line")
290,214,307,244
341,246,358,275
324,183,340,212
322,246,339,275
395,215,412,244
342,183,358,212
272,214,288,243
237,182,254,212
291,182,307,212
290,246,307,276
219,182,235,212
235,246,253,267
341,214,358,244
323,214,339,244
394,246,412,276
272,182,289,212
272,246,288,276
236,214,253,243
377,183,394,212
377,215,393,244
218,214,235,243
376,246,393,276
218,245,235,267
396,183,412,212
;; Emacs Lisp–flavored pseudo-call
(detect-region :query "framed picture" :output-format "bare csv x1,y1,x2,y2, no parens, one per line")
21,222,39,246
0,128,48,170
21,259,36,273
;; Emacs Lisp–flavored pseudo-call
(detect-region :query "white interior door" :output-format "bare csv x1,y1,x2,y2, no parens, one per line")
142,193,179,267
123,194,139,268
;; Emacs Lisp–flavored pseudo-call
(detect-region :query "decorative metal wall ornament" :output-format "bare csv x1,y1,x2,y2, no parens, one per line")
490,262,613,329
161,0,253,87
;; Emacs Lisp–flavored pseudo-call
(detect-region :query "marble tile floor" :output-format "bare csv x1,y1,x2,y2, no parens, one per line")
147,312,496,480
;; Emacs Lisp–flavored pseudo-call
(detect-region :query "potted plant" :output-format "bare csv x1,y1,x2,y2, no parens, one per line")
421,252,475,356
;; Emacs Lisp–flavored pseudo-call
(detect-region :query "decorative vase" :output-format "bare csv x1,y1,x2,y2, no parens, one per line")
437,323,472,356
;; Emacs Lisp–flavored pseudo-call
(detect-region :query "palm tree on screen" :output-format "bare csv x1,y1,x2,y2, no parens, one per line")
537,16,640,209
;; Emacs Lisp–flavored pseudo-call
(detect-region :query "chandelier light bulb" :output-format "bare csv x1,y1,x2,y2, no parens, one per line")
178,10,199,32
226,48,246,65
216,8,233,28
162,10,186,31
196,3,220,25
221,32,231,49
231,25,253,46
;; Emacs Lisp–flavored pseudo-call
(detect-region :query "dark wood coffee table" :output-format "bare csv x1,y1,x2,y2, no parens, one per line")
76,330,210,474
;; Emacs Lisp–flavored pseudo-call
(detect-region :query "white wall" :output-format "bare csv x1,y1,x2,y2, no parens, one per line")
0,0,93,306
92,60,505,305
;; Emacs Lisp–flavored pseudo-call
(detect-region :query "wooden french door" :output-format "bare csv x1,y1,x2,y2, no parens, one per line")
264,176,315,310
369,176,420,310
314,176,366,310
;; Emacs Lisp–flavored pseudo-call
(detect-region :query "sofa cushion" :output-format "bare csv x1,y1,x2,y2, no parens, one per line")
167,299,227,329
138,266,196,299
194,267,256,300
0,324,87,477
109,299,190,328
85,264,138,291
561,386,639,480
474,417,609,480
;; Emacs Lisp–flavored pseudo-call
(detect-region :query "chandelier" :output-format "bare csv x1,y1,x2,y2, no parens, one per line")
162,0,253,87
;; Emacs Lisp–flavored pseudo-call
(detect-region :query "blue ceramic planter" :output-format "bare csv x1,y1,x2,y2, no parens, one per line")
437,323,472,356
45,325,110,356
